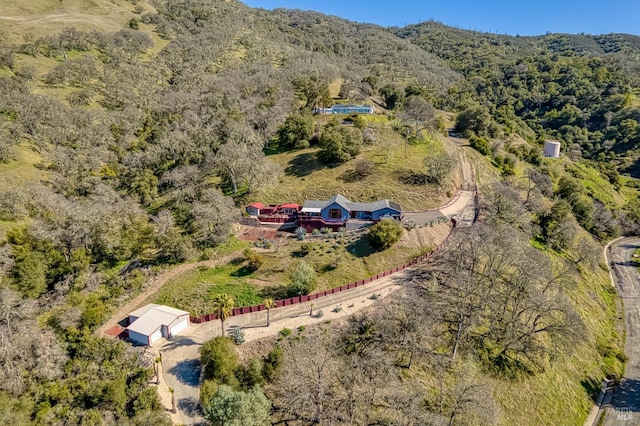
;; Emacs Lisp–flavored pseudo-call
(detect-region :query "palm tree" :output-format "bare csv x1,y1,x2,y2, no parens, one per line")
212,294,234,337
169,387,176,413
154,356,162,384
264,298,276,327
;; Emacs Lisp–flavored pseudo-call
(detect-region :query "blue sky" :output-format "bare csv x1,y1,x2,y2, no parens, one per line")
241,0,640,36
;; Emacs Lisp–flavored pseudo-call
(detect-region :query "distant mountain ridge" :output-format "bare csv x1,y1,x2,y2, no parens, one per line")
395,20,640,69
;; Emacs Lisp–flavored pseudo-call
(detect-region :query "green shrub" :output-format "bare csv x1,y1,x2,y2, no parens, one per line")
317,119,362,164
277,112,314,148
279,328,292,337
243,248,264,272
295,242,313,257
295,226,307,241
470,135,491,155
199,337,239,385
286,260,317,296
201,385,270,426
262,347,284,381
368,219,403,249
231,329,245,345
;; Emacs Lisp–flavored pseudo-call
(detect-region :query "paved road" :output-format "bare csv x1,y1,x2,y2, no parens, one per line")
602,238,640,425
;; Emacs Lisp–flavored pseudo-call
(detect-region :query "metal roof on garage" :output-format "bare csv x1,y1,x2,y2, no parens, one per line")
127,304,189,336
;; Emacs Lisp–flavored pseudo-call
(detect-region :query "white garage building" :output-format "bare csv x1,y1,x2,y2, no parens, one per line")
126,304,190,346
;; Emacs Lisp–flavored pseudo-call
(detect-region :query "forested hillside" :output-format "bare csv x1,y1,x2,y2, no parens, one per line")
0,0,638,424
395,21,640,176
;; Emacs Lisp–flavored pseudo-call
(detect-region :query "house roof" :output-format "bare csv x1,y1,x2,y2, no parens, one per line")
301,207,322,213
302,200,327,210
247,202,265,208
350,199,401,213
280,203,300,209
326,194,352,211
354,199,401,213
127,304,189,337
331,104,373,109
302,195,401,213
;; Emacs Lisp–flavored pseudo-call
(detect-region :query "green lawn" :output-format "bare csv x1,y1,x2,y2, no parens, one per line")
153,263,263,316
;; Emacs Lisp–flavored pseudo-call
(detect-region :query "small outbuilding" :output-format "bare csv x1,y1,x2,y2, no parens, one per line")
543,140,561,158
126,304,190,346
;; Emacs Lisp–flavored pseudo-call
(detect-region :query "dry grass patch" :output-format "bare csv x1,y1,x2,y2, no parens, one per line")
258,129,458,210
0,0,137,42
0,144,46,192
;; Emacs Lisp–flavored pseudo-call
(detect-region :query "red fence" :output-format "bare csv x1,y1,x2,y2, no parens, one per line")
190,227,454,324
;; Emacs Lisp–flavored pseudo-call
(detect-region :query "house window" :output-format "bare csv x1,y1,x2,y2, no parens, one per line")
329,208,342,219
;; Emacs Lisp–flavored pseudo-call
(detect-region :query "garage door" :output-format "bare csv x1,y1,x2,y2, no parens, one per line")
170,318,189,337
128,330,149,346
149,328,163,345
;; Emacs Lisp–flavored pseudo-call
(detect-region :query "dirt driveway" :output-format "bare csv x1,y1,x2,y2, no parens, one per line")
159,270,412,425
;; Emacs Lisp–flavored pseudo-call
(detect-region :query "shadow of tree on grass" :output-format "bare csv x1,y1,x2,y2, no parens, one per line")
285,152,324,177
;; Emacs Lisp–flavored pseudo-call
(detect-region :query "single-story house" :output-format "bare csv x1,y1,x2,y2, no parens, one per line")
126,304,190,346
314,104,375,115
300,194,401,228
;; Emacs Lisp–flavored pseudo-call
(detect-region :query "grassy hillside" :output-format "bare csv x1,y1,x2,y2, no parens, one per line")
0,144,47,239
394,22,640,178
493,257,623,425
0,0,143,42
257,127,459,211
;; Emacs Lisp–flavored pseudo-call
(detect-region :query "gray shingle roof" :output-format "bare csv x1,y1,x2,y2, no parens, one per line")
348,199,402,212
302,194,401,213
326,194,352,211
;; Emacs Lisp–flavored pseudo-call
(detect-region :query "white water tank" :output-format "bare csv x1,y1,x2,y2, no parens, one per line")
543,140,561,158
